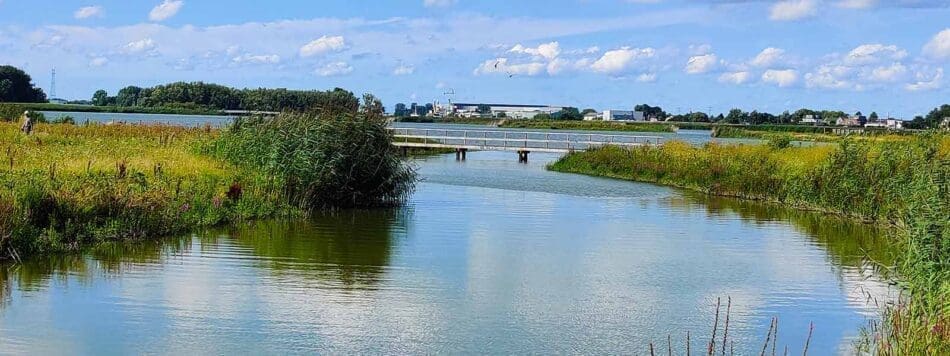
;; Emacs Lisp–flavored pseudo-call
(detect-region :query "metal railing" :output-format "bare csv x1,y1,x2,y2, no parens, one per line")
388,128,663,152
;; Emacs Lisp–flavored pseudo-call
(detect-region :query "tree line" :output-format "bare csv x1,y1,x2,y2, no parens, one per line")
91,82,360,113
0,65,47,103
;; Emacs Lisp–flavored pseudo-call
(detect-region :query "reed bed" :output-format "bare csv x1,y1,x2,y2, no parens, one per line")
551,134,950,353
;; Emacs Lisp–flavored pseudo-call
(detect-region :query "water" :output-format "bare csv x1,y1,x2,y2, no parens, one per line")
40,111,234,127
39,111,756,145
0,151,896,354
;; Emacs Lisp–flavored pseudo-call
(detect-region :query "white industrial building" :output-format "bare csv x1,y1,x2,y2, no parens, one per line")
452,103,564,119
603,110,646,121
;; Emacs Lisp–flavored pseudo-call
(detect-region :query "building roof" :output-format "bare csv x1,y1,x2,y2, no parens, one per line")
453,103,561,108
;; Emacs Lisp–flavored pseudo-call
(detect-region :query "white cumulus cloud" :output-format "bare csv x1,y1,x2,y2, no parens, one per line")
89,57,108,67
590,47,656,74
719,71,752,85
923,28,950,60
315,62,353,76
845,44,907,65
769,0,818,21
474,58,546,76
509,42,561,60
685,54,719,74
637,73,657,82
300,35,347,57
149,0,183,22
232,54,280,65
762,69,799,87
74,6,104,19
393,64,415,75
750,47,786,67
123,38,156,54
905,68,943,91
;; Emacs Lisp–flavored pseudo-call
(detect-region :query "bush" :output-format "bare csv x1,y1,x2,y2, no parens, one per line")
767,135,792,149
52,115,75,125
211,95,416,210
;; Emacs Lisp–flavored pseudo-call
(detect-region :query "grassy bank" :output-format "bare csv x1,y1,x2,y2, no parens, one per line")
550,136,949,353
0,99,415,260
500,119,677,133
712,125,913,142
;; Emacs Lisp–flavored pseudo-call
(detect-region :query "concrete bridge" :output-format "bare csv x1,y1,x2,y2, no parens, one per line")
389,128,664,163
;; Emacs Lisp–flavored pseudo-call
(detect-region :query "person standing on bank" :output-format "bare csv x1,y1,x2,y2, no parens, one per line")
20,111,33,135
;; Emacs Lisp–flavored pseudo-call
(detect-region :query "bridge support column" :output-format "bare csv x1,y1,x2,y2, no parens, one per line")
517,150,530,164
455,148,467,161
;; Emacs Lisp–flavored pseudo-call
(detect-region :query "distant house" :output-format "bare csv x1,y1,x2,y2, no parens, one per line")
801,114,820,125
583,112,601,121
838,115,867,127
603,110,645,121
865,118,904,130
48,98,68,105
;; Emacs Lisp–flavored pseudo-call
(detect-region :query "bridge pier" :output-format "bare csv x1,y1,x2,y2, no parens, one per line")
517,150,530,163
455,148,467,161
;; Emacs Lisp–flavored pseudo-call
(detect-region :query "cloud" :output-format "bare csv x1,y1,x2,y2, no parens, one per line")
637,73,657,82
74,6,104,20
89,57,108,67
547,58,570,75
684,54,718,74
474,58,546,76
868,63,908,82
835,0,878,9
315,61,353,76
423,0,455,7
590,47,656,74
761,69,799,87
718,71,752,85
123,38,156,54
769,0,818,21
805,64,856,90
844,44,907,65
509,42,561,60
300,35,347,57
750,47,786,67
905,68,943,91
232,54,280,65
149,0,183,22
923,28,950,59
393,64,415,75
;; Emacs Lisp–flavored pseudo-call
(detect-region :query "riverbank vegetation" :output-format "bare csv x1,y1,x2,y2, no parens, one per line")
0,94,415,261
550,135,949,353
500,119,677,133
87,83,359,113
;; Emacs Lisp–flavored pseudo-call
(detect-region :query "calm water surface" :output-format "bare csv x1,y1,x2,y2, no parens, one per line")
0,151,896,354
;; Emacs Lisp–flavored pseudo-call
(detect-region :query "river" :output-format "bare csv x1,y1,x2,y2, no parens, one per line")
0,149,895,354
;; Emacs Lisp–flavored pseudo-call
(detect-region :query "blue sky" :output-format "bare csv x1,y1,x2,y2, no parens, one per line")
0,0,948,117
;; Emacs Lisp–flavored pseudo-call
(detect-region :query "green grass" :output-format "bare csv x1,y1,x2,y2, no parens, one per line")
500,119,677,133
549,135,950,353
0,105,417,260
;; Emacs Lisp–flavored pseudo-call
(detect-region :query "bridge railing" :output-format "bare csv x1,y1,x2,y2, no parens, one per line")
388,128,664,151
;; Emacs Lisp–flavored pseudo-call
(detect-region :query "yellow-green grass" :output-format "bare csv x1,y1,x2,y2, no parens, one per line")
0,122,293,258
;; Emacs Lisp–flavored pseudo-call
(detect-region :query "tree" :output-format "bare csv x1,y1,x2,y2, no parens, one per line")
116,86,143,107
533,113,553,120
393,103,408,117
0,65,46,102
724,108,747,124
905,104,950,129
555,107,582,120
581,108,598,116
634,104,667,120
92,90,110,106
869,111,879,121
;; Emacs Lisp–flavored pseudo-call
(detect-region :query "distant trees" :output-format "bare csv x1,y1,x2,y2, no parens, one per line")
89,82,358,112
554,107,582,120
393,103,408,117
0,65,47,103
634,104,667,120
905,104,950,129
869,111,879,121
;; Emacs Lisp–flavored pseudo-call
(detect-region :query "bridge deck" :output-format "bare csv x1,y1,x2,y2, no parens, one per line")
389,128,664,153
